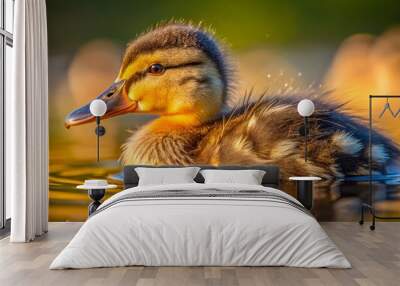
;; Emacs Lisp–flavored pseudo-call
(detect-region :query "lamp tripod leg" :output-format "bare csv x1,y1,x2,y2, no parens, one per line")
359,204,364,225
370,208,376,231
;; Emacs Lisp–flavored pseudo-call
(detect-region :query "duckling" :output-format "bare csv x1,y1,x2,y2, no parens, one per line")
65,22,399,183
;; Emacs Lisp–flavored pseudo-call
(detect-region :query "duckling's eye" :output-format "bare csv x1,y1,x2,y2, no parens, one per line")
148,64,165,75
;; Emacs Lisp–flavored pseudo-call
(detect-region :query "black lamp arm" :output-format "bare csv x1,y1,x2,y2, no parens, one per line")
94,116,106,162
304,116,309,162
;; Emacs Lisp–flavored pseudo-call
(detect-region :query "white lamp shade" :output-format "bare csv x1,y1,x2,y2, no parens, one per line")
89,99,107,117
297,99,315,117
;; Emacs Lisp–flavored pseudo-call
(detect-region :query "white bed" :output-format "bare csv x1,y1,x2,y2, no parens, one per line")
50,183,350,269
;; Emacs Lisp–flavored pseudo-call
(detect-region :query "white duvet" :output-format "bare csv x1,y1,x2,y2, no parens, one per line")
50,183,351,269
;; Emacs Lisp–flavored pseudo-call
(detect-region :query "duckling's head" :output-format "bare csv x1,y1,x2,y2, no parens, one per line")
65,22,232,128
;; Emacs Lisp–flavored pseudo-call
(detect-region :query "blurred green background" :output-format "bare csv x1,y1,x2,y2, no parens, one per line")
47,0,400,53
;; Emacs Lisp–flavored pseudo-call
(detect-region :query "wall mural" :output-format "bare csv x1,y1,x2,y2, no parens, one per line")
48,0,400,221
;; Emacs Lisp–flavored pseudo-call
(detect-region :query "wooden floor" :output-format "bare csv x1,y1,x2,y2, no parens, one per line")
0,222,399,286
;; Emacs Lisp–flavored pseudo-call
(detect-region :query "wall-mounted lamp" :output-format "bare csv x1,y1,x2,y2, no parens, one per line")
297,99,315,162
89,99,107,162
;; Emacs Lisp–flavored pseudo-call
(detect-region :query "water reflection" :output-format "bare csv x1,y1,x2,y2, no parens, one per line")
49,161,123,221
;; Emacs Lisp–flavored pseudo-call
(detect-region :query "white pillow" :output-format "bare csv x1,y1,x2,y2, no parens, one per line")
200,169,266,185
135,167,200,186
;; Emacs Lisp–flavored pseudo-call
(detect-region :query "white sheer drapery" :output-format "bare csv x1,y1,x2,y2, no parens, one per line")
7,0,48,242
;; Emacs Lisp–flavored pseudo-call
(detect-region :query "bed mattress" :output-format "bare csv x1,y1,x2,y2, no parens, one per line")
50,183,350,269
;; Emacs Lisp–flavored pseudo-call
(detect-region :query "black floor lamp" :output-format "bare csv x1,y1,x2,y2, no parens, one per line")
290,99,319,210
359,95,400,230
89,99,107,162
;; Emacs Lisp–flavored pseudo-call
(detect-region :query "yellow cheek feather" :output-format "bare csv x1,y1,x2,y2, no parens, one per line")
118,47,224,127
128,79,169,112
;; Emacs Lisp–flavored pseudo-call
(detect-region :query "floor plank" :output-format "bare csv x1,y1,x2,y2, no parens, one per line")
0,222,399,286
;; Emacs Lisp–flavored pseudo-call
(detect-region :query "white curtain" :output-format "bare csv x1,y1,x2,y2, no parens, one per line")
7,0,49,242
